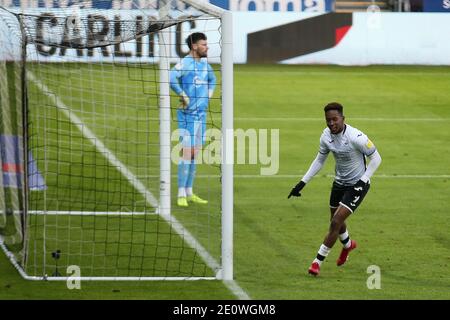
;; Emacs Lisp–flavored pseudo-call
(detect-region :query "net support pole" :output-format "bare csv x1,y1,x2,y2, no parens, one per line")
19,13,29,266
159,2,171,216
221,10,233,281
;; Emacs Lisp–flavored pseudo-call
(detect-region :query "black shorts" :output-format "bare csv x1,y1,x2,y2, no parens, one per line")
329,181,370,213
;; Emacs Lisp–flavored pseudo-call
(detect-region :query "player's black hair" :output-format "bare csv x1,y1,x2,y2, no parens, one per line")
324,102,344,116
186,32,207,50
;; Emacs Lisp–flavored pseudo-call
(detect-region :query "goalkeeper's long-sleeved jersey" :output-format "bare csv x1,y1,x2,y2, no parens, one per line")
170,55,216,115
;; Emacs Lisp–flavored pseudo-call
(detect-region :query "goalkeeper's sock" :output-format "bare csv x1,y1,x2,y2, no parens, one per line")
186,187,193,197
313,244,331,266
178,188,186,198
186,160,197,190
339,229,352,249
177,160,190,196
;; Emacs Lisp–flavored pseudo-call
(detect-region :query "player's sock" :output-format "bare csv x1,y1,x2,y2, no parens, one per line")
313,244,331,266
186,159,196,193
178,159,190,197
339,229,352,249
178,188,186,198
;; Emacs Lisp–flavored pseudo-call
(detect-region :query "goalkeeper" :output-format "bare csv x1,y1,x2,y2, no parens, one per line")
170,32,216,207
288,102,382,276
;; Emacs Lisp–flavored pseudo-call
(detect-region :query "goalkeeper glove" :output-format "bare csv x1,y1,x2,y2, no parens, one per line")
179,92,190,108
288,181,306,199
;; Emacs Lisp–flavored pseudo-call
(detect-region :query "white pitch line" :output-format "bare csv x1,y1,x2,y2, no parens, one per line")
244,174,450,179
234,70,450,77
138,174,450,179
369,174,450,179
28,211,154,216
145,116,450,122
28,72,250,300
231,117,450,122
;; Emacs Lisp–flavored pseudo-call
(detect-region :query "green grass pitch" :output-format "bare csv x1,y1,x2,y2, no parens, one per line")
1,64,450,299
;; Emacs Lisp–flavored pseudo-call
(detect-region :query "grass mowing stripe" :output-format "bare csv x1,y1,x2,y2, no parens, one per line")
27,72,159,208
3,64,448,299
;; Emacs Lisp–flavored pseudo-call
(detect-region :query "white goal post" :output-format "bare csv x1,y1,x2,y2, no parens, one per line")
0,0,233,281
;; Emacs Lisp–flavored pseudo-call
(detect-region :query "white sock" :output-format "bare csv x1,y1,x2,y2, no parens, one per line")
314,244,331,266
186,187,193,197
313,258,322,265
339,229,352,249
178,188,186,198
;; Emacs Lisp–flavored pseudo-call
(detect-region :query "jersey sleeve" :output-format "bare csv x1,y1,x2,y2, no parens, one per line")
352,131,377,156
319,134,329,155
169,62,184,96
207,63,216,92
301,152,328,183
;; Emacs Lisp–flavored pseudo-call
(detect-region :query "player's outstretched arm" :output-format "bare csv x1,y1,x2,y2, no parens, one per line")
288,152,328,199
288,180,306,198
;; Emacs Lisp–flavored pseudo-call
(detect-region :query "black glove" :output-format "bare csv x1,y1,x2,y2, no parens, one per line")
288,181,306,199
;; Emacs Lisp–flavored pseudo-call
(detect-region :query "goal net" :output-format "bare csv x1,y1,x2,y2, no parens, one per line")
0,0,233,281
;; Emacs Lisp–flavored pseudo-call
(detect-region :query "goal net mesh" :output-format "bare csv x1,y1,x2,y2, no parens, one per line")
0,0,224,279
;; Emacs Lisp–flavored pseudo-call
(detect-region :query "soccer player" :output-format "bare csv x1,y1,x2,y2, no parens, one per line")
288,102,382,276
170,32,216,207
